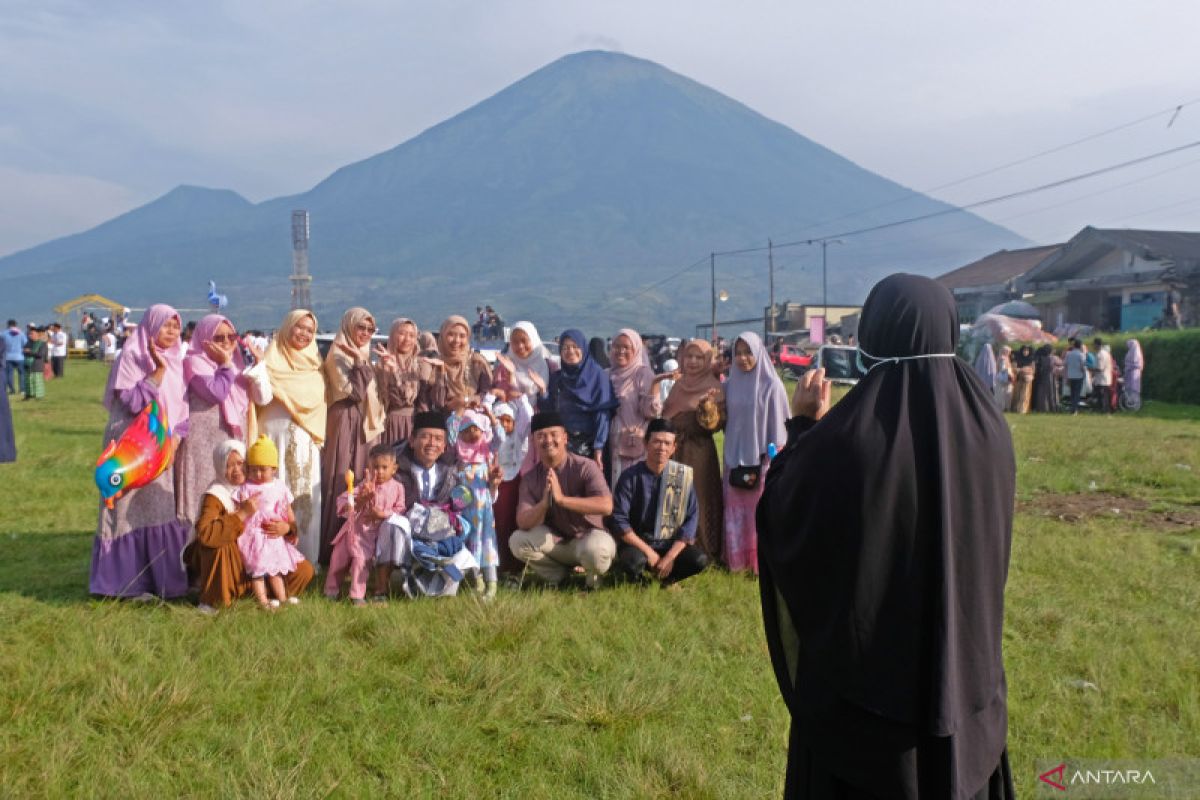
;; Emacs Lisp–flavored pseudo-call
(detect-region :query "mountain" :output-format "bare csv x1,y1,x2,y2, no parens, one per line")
0,50,1027,334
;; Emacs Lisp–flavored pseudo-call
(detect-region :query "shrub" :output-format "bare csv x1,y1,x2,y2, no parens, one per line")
1108,329,1200,404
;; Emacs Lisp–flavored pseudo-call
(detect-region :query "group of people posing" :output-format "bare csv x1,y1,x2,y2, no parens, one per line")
974,335,1143,414
82,273,1021,798
88,306,791,609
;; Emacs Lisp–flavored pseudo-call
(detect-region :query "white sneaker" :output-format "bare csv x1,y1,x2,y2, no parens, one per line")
196,603,217,615
269,599,281,608
286,597,300,605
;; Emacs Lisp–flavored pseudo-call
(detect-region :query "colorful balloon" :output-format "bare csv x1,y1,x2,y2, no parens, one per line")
95,399,176,509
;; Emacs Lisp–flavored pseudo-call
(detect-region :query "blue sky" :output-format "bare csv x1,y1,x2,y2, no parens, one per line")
3,0,1199,257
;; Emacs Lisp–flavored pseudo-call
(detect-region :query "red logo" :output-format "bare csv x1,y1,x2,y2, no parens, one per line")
1039,763,1068,791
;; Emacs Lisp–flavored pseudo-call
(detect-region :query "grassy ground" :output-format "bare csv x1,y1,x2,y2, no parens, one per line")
1,362,1197,798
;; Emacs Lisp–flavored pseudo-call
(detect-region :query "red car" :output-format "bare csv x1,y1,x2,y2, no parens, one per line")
773,343,813,376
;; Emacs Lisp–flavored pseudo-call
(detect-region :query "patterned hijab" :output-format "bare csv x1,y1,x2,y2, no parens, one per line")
183,314,249,438
103,303,188,431
663,338,723,419
324,307,385,441
256,310,326,444
437,315,490,404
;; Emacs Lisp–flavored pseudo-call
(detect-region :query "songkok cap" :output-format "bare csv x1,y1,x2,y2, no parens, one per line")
413,410,448,432
645,417,675,438
246,435,279,468
530,411,565,433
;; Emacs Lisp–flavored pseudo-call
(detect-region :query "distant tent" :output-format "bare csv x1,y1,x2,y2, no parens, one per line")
53,294,127,338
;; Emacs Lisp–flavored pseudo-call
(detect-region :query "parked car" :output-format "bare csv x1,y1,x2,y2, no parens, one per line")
813,344,867,386
773,343,813,377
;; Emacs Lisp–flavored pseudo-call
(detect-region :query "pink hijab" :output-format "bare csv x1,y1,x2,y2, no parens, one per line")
183,314,249,438
103,304,189,431
607,328,658,451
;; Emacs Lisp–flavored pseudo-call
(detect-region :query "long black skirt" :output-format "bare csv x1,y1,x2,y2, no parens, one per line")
784,725,1015,800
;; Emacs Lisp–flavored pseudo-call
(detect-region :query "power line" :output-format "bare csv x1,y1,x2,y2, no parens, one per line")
616,125,1200,305
749,96,1200,244
759,138,1200,252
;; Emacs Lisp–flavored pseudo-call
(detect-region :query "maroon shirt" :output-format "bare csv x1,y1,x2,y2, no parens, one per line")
518,452,611,538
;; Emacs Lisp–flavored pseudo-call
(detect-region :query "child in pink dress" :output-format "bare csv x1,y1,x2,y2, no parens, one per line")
234,436,305,609
325,443,406,605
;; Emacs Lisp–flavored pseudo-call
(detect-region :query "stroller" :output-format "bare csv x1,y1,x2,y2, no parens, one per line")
377,486,480,597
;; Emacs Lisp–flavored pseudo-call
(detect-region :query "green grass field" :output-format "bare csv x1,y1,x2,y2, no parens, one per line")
1,362,1197,798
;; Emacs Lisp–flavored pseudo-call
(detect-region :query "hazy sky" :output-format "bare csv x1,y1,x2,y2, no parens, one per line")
3,0,1200,258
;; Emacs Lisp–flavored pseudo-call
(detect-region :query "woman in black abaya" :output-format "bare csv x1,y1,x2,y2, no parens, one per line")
757,274,1016,800
1030,344,1059,413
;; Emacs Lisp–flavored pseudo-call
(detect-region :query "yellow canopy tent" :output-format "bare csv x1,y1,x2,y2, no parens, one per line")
52,294,127,355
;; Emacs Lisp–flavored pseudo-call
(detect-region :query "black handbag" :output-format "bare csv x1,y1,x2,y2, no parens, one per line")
729,464,762,490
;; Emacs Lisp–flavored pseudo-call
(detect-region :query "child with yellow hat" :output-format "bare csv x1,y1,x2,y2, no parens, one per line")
231,435,306,609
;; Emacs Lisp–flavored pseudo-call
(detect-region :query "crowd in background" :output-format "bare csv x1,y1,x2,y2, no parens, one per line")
974,335,1143,415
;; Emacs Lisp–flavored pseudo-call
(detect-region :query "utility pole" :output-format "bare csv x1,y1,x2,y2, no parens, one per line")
710,251,717,344
821,239,829,320
767,238,775,335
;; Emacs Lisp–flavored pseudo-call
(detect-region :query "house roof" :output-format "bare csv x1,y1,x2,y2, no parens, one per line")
1090,228,1200,261
1021,226,1200,285
936,244,1063,291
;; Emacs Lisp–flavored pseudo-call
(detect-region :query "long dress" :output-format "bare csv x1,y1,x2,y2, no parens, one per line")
0,384,14,462
459,462,498,582
668,403,725,565
174,366,245,524
379,362,426,444
249,379,323,565
91,399,191,598
319,362,378,565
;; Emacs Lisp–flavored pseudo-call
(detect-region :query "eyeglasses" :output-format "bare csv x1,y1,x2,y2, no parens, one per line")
355,323,377,333
211,334,238,344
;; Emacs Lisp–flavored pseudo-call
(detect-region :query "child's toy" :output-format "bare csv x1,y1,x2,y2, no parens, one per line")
95,399,176,509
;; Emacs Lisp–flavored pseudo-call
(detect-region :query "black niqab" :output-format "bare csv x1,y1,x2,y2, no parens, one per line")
758,274,1015,798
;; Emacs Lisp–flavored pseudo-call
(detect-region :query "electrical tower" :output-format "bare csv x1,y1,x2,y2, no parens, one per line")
290,210,312,310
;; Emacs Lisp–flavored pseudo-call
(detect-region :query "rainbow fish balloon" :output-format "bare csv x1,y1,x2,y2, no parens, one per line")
95,399,177,509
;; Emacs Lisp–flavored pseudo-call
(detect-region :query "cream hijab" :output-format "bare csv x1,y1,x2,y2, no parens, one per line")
252,310,327,445
437,315,491,404
324,307,386,441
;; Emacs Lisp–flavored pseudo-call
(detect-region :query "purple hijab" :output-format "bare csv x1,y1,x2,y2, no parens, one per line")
556,329,618,414
1124,339,1143,395
974,342,997,388
103,304,188,431
723,331,788,468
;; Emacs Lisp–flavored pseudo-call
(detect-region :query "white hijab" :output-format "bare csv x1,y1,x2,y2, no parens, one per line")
509,320,551,394
205,439,247,513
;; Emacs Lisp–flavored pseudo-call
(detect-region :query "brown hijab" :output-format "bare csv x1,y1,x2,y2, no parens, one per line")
663,338,723,419
324,307,385,441
436,315,491,404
